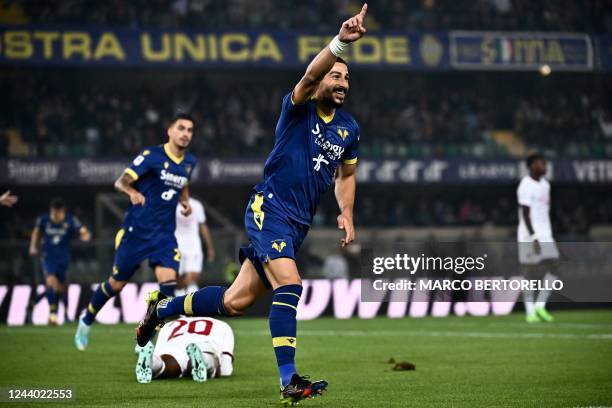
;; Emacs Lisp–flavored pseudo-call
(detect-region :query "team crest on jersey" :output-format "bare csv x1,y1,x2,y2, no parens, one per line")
271,240,287,253
164,162,169,169
185,164,192,174
337,129,349,140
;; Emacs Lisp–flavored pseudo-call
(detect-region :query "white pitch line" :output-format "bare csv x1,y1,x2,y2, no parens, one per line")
2,327,612,341
231,329,612,341
444,321,612,330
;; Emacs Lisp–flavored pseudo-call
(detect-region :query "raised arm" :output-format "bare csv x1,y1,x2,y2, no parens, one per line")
292,3,368,105
335,163,357,247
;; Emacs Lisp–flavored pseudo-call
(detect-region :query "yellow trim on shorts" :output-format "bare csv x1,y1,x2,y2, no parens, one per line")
272,337,297,348
251,193,265,230
343,157,358,165
114,228,125,250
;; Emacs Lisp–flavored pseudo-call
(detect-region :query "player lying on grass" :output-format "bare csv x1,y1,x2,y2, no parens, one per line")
136,4,368,406
74,113,197,350
135,317,234,384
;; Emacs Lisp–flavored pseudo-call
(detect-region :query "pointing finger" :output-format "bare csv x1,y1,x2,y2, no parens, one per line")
359,3,368,18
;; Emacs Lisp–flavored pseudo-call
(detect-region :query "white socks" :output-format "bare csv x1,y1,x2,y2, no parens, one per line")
536,272,557,308
523,287,535,316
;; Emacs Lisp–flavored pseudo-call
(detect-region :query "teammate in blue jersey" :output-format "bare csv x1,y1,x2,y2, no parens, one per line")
29,198,91,325
74,113,197,351
137,5,368,405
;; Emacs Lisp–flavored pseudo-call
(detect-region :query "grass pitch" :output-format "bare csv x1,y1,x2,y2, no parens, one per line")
1,310,611,407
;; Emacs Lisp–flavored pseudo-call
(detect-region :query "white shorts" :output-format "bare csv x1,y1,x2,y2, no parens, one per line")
179,251,203,275
518,235,560,265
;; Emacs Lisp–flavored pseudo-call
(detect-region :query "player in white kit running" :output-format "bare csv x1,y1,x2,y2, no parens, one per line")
517,153,560,323
135,317,234,383
175,197,216,295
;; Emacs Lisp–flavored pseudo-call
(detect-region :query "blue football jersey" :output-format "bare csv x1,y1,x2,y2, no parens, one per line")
254,92,360,225
123,144,197,239
36,213,82,263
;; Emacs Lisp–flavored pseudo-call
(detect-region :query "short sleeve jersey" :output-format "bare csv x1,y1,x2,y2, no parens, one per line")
254,92,360,225
123,144,197,240
36,213,82,262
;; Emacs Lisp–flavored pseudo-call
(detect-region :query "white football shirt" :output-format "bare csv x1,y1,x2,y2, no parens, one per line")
155,317,234,377
175,197,206,254
517,175,553,241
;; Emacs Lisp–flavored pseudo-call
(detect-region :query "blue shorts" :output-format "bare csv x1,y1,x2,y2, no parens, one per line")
239,192,309,289
42,258,69,283
112,228,180,281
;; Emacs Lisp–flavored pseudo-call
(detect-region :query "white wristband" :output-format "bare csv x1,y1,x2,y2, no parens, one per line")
329,35,348,57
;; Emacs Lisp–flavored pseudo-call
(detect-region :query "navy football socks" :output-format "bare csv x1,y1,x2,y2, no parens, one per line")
82,280,116,325
157,286,229,319
159,280,177,297
269,284,302,387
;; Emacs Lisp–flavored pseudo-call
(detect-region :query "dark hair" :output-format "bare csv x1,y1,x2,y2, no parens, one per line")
336,56,348,68
171,112,195,126
50,197,65,210
526,153,544,168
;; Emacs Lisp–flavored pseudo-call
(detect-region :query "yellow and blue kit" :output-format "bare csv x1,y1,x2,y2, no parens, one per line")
36,213,83,282
113,144,197,280
240,92,359,287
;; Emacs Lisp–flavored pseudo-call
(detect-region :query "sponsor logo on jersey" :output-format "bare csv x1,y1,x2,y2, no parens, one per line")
313,154,330,171
160,169,189,188
312,128,345,162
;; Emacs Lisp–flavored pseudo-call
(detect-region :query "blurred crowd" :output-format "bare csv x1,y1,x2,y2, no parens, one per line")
9,0,612,33
2,71,611,159
314,187,610,237
3,185,610,243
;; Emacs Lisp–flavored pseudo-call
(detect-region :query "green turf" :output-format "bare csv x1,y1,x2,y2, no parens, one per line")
1,310,611,407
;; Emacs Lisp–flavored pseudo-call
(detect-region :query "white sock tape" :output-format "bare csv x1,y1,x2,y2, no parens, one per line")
329,35,348,57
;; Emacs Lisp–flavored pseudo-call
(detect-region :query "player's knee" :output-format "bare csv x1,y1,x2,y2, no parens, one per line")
273,274,302,288
46,275,59,289
223,296,254,316
108,278,127,292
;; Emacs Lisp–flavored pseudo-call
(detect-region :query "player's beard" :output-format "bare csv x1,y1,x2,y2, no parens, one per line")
319,90,344,108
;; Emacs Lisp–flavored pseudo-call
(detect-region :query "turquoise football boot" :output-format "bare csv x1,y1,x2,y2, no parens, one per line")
135,342,154,384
